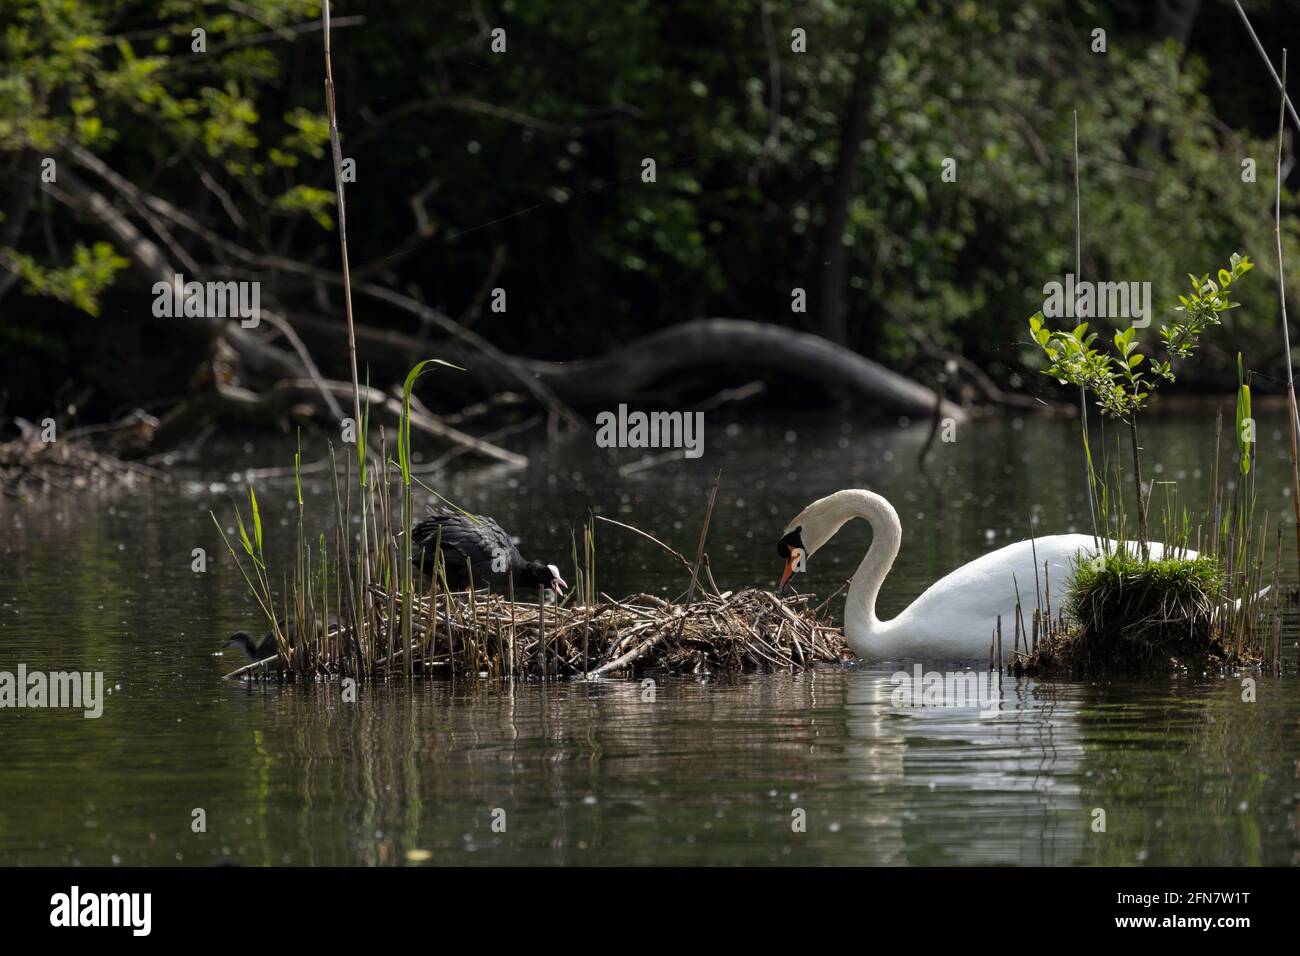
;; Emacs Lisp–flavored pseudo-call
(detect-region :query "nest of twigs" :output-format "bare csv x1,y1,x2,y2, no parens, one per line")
223,587,851,682
0,420,163,496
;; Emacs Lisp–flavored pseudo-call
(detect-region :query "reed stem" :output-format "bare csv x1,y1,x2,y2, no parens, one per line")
1273,52,1300,588
322,1,370,654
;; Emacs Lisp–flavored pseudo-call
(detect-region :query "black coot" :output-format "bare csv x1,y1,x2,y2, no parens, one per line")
410,506,566,594
225,630,278,661
224,614,337,661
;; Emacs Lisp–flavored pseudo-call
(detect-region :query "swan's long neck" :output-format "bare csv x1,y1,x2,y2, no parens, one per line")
814,491,901,654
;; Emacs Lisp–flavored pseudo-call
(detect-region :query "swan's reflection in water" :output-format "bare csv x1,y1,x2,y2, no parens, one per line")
843,669,1085,865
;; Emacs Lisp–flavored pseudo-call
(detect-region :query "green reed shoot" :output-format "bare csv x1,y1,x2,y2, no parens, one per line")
397,360,459,675
1236,353,1252,478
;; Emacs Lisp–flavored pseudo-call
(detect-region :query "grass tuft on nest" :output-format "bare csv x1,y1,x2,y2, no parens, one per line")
1023,550,1238,675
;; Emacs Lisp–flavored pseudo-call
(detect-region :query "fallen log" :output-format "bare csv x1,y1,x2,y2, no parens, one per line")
289,315,968,422
524,319,968,422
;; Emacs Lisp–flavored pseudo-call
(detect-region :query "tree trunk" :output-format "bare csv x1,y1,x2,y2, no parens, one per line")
1156,0,1202,49
815,19,891,345
1139,0,1202,154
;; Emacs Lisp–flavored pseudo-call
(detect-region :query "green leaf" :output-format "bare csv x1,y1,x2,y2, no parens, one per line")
358,370,371,485
233,503,258,567
249,484,262,554
398,358,463,485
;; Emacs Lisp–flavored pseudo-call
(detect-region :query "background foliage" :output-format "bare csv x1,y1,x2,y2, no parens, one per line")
1,0,1298,417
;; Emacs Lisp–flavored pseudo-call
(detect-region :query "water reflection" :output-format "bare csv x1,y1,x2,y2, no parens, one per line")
116,669,1288,866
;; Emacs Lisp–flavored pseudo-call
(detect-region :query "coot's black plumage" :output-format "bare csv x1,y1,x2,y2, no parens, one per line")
410,506,566,594
225,630,278,661
225,613,338,661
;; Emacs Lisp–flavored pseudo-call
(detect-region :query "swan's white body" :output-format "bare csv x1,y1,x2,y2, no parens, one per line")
782,490,1191,661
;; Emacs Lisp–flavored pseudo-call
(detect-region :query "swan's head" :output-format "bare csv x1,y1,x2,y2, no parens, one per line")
777,490,895,591
776,495,840,591
776,526,806,592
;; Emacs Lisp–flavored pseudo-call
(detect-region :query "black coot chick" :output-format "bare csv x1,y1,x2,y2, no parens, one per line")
225,630,278,661
410,506,567,594
225,613,337,661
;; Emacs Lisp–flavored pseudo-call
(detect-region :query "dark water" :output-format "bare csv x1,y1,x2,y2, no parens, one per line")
2,410,1298,865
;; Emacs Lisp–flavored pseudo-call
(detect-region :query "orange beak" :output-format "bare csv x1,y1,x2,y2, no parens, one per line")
778,548,802,593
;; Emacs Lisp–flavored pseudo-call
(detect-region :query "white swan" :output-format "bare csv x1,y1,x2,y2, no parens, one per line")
777,489,1191,661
